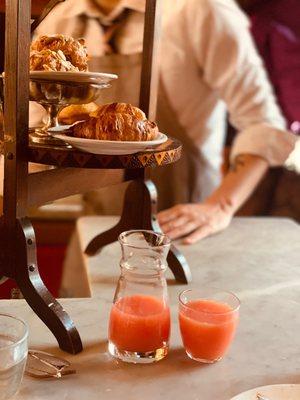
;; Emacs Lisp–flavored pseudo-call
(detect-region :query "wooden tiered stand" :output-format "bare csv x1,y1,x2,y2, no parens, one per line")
0,0,191,354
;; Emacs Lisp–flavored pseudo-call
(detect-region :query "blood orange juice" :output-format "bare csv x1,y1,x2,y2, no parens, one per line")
109,294,170,359
179,289,240,363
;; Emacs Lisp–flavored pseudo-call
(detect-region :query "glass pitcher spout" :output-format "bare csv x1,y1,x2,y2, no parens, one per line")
119,230,171,274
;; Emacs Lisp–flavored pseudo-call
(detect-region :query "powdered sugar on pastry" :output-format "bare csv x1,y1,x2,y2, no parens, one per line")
30,49,79,72
30,34,88,72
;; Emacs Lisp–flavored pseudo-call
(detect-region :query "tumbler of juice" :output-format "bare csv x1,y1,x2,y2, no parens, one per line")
179,288,240,363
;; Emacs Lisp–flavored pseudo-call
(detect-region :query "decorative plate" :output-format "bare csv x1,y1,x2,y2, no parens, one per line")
230,384,300,400
30,71,118,84
49,128,168,155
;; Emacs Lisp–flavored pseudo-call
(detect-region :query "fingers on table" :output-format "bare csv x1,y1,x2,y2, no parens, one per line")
183,224,213,244
164,221,199,240
161,215,189,233
158,205,184,224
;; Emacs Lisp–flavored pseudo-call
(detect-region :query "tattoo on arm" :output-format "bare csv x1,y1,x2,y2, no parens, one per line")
230,155,246,173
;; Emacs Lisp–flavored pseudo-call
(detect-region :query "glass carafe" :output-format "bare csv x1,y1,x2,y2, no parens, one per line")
108,230,171,364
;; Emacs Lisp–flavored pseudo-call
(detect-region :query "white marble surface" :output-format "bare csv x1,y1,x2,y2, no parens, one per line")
1,217,300,399
62,216,300,301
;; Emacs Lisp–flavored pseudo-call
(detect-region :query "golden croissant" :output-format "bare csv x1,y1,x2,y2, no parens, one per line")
71,103,159,142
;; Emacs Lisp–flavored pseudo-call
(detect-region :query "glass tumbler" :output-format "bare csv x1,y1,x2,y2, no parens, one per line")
108,230,171,364
179,288,240,363
0,314,28,400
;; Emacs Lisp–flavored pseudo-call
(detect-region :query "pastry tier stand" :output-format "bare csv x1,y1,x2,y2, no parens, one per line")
27,139,191,283
28,138,181,169
0,0,191,356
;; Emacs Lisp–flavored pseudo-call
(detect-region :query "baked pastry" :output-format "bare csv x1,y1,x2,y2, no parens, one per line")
90,103,146,120
30,35,88,72
30,49,78,72
71,103,159,141
58,103,99,125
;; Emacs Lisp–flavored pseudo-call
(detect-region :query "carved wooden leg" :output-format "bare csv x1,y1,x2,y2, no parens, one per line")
0,217,83,354
85,179,192,283
85,179,156,255
167,246,192,283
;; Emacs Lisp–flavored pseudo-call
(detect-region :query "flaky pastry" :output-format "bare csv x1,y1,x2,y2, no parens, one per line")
31,35,88,72
30,49,78,72
90,103,146,120
70,103,159,142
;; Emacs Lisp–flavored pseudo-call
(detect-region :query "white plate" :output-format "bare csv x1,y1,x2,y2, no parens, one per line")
49,125,74,132
49,129,168,155
30,71,118,84
230,384,300,400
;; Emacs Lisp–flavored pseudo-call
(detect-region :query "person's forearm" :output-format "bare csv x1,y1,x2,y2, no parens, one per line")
158,154,269,243
205,154,269,214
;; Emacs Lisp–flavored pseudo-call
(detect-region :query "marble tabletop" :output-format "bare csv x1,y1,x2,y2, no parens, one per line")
1,217,300,400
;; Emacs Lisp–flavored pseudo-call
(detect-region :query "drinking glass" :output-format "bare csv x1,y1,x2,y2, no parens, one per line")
179,288,240,363
0,314,28,399
108,230,171,364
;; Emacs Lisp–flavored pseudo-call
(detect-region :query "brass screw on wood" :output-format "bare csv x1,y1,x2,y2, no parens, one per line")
11,288,22,299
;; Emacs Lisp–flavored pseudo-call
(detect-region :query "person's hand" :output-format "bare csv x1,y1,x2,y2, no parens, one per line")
157,200,234,244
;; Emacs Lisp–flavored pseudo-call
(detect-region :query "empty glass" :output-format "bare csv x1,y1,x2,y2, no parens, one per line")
108,230,171,364
179,288,240,363
0,314,28,400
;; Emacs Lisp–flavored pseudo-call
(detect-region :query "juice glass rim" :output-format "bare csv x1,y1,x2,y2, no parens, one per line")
0,313,29,350
118,230,171,250
179,288,240,315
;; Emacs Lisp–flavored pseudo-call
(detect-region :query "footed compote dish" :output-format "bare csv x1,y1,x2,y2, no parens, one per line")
29,71,117,146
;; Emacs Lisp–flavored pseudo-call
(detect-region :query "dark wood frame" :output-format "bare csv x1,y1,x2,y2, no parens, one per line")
0,0,191,354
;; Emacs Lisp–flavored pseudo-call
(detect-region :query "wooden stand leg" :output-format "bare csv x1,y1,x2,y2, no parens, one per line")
85,179,192,283
167,246,192,284
0,217,83,354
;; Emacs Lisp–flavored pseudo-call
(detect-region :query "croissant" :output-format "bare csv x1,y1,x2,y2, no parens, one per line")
71,103,159,142
90,103,146,121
